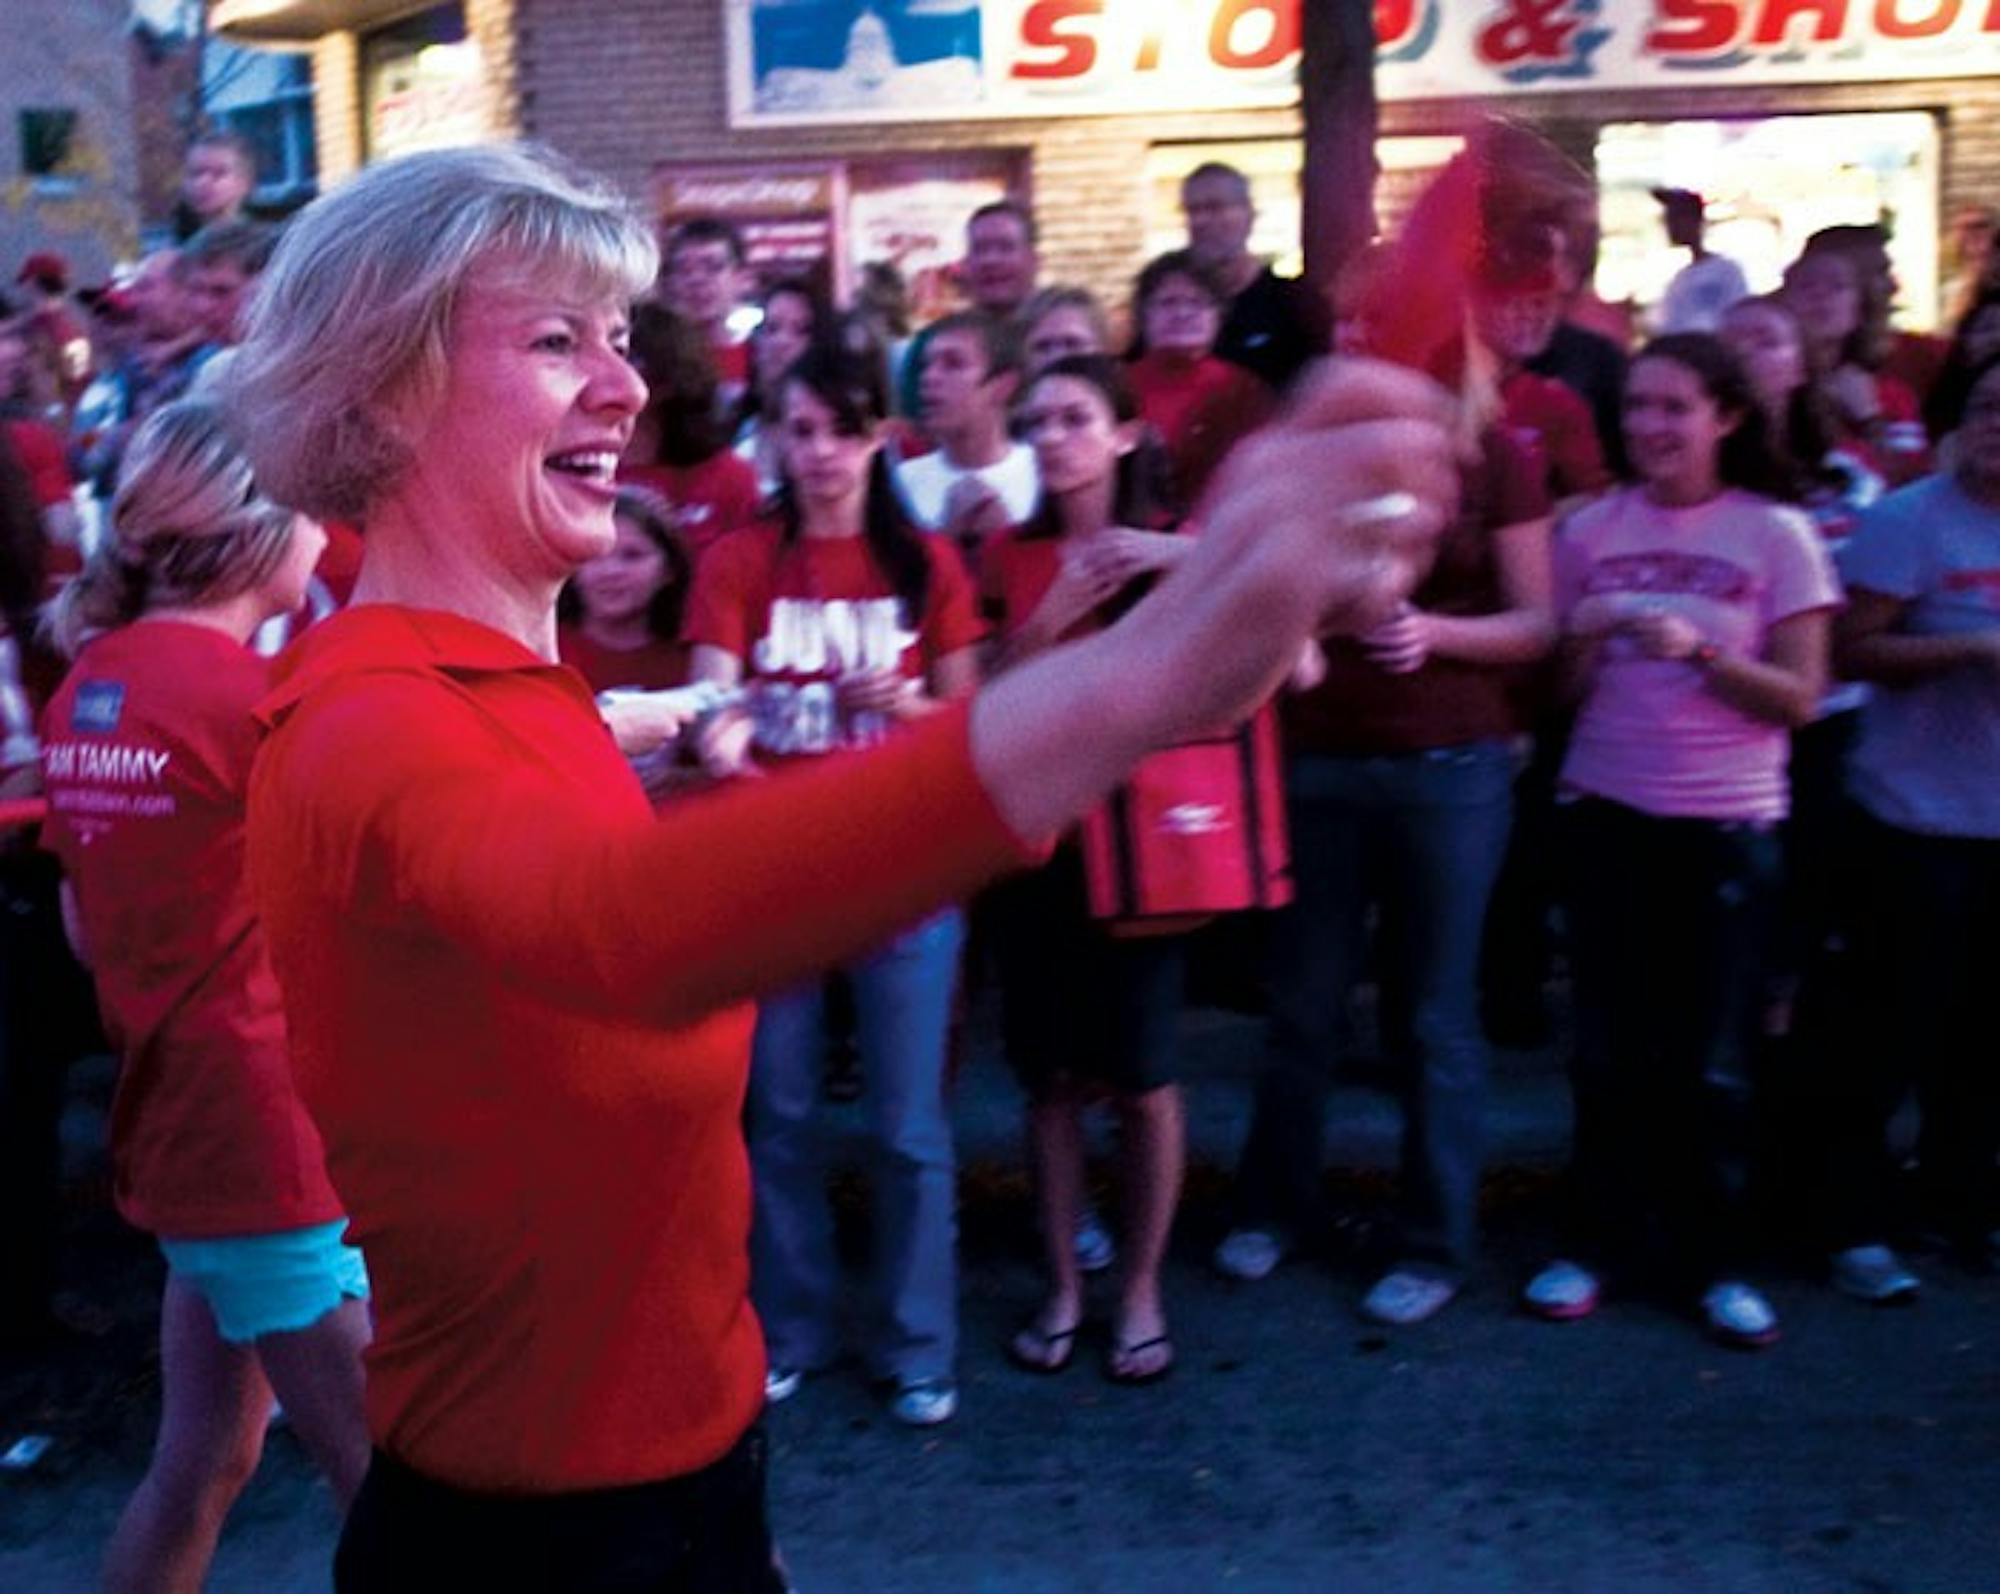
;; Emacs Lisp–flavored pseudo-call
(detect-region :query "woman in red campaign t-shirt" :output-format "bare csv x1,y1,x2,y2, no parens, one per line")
1124,250,1276,514
987,354,1199,1386
558,487,692,693
37,400,370,1591
618,304,763,558
686,345,982,1426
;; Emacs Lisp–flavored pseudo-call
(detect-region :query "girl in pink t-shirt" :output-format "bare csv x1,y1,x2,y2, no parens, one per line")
1529,334,1839,1349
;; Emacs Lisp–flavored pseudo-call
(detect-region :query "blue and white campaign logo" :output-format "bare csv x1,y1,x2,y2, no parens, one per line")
72,680,126,735
749,1,984,116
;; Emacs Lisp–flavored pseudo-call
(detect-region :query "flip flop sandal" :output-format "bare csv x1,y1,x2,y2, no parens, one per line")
1006,1318,1080,1375
1104,1333,1175,1385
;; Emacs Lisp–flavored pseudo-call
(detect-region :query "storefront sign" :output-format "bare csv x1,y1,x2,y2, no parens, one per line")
726,0,2000,126
650,161,847,283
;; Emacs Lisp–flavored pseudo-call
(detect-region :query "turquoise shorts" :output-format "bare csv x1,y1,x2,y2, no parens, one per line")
158,1220,370,1345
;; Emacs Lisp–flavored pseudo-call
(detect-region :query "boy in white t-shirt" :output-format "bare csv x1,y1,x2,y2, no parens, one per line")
895,312,1040,549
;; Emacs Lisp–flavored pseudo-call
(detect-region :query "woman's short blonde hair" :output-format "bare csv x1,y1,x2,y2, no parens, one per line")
225,142,658,522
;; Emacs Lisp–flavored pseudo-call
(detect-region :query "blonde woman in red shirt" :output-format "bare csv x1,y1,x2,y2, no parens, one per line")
221,143,1453,1590
38,399,369,1594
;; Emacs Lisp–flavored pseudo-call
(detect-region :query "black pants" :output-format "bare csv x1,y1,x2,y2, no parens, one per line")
1560,798,1780,1290
1794,809,2000,1252
334,1427,787,1593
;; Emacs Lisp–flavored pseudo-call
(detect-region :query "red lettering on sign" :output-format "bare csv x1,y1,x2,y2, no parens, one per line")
1013,0,1102,80
1645,0,1743,52
1375,0,1419,47
1208,0,1300,70
1874,0,1961,36
1750,0,1851,43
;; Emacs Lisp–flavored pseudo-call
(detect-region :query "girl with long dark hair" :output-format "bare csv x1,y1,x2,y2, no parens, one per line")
1526,334,1839,1347
987,355,1196,1384
685,343,985,1426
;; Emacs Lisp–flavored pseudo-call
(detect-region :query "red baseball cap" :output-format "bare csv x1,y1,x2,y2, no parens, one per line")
15,251,69,291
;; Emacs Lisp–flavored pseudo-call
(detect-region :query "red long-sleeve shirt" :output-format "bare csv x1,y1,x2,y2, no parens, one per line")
247,605,1033,1492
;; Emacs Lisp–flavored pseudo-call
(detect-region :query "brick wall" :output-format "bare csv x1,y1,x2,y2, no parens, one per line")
511,0,1301,317
0,0,141,283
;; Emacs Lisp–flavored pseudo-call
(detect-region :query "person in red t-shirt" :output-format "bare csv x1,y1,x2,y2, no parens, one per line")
686,345,983,1427
219,145,1452,1588
1784,246,1932,488
1124,250,1276,513
619,304,763,559
558,486,693,694
986,354,1198,1385
37,400,369,1593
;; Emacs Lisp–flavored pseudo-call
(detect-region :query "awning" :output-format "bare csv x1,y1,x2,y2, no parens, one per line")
208,0,440,45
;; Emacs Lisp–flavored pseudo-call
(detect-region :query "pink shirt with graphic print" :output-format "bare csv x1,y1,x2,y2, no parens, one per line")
1556,487,1841,822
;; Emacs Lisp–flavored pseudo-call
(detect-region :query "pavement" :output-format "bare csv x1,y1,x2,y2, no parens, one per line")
2,996,1996,1592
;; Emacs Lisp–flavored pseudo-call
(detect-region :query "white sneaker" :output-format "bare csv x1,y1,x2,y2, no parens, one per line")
1522,1260,1600,1321
1074,1208,1117,1274
1213,1227,1288,1282
1702,1281,1780,1348
763,1364,804,1404
1830,1244,1920,1304
887,1378,958,1427
1360,1268,1460,1326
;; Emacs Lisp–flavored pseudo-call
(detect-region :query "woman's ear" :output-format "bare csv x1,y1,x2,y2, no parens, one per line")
1114,419,1142,456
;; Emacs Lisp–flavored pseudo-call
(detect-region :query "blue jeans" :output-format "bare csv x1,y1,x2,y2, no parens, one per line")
1233,743,1515,1269
747,910,964,1383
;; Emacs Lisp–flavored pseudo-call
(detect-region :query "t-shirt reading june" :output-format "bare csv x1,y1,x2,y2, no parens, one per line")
686,525,985,759
1556,487,1841,822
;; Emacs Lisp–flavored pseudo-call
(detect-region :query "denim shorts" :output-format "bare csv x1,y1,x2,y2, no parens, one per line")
158,1220,370,1345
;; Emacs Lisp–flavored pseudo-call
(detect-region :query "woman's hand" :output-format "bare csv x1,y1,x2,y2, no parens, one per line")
972,359,1456,841
1824,364,1882,428
692,704,761,781
1627,609,1706,662
1074,528,1190,589
1565,594,1629,639
837,668,922,718
1360,605,1433,675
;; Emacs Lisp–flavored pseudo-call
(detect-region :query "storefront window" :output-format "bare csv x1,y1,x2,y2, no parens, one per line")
362,4,484,166
1596,114,1941,332
848,152,1025,326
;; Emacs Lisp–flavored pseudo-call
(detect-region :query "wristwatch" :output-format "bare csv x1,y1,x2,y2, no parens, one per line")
1690,641,1721,670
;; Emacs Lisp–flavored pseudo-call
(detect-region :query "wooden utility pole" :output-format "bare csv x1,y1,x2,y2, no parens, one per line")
1299,0,1379,299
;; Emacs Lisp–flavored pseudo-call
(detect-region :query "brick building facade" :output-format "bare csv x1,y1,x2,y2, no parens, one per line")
1,0,146,289
219,2,2000,331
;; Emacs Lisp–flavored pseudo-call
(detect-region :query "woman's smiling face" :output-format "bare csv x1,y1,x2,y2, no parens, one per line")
405,263,649,580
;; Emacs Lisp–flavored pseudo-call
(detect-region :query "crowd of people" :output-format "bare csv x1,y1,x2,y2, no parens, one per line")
0,129,1996,1587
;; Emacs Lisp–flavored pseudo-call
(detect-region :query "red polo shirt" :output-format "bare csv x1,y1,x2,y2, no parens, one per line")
247,605,1033,1492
